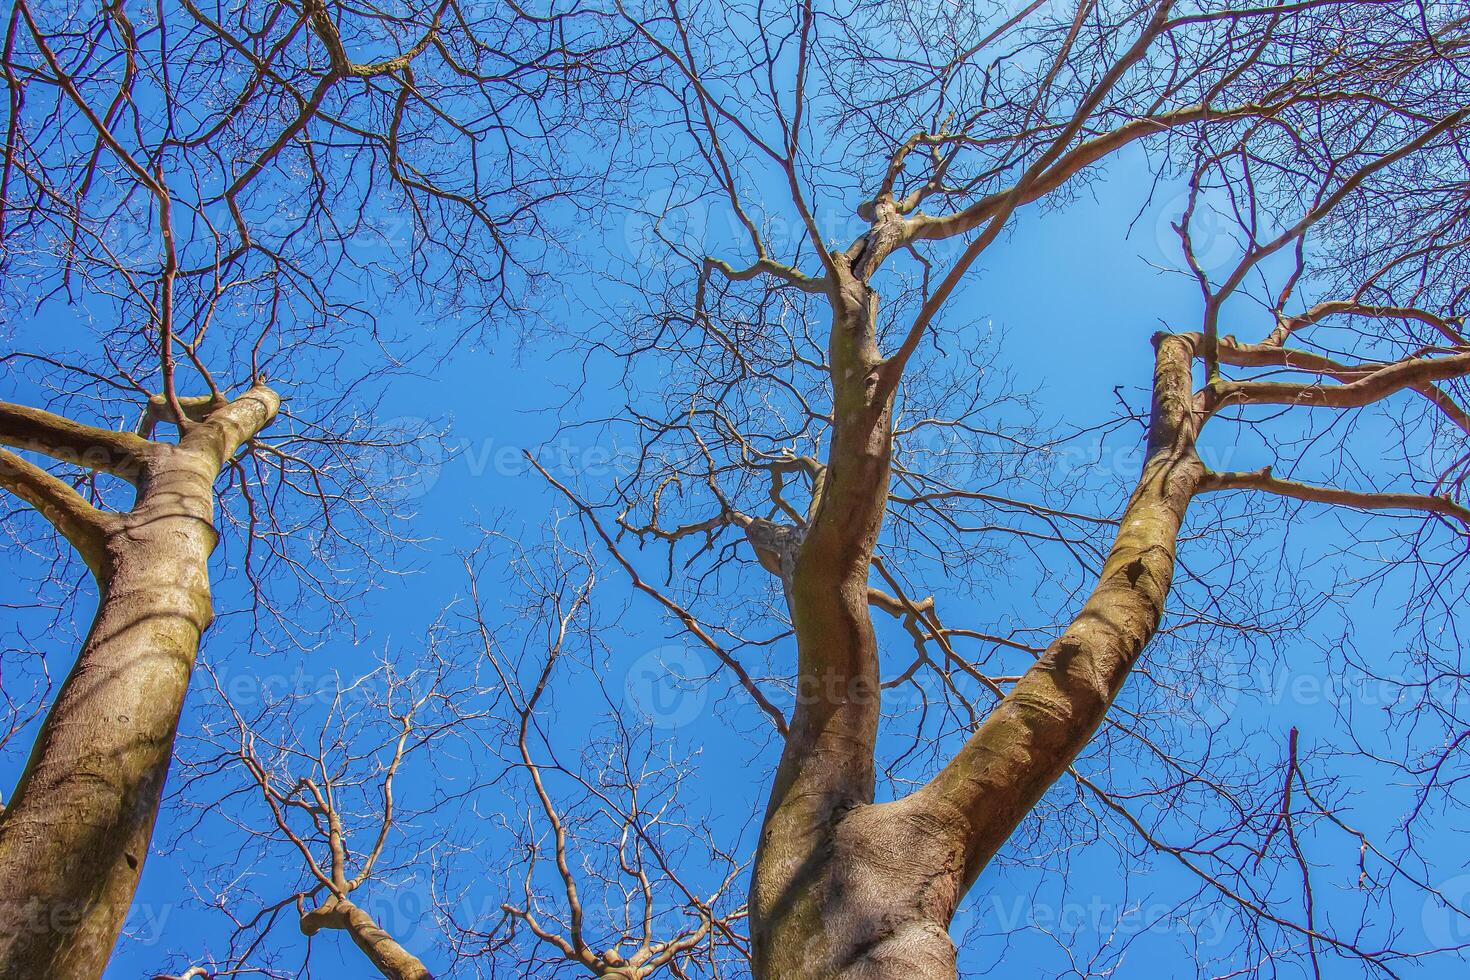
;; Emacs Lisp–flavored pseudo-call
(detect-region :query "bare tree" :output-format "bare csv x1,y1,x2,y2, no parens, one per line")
181,649,475,980
0,383,283,975
160,530,746,980
531,1,1470,977
449,533,748,979
8,0,1470,978
0,0,615,973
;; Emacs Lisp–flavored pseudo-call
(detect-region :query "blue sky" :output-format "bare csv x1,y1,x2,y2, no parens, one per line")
4,128,1467,978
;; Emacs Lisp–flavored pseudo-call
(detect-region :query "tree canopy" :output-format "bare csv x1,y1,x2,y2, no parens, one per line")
3,1,1470,978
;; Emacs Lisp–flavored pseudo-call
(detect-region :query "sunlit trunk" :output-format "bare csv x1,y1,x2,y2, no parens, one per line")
750,335,1204,980
0,388,277,979
301,898,435,980
0,449,217,976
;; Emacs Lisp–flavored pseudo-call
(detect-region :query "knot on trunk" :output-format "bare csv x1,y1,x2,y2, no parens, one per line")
299,896,354,936
743,518,803,581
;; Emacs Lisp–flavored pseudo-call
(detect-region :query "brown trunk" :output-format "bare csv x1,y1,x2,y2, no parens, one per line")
751,795,966,978
0,389,277,979
750,274,916,977
300,898,435,980
749,334,1204,979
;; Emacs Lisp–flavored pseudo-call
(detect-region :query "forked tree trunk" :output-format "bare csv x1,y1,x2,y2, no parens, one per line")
300,898,435,980
751,794,968,978
0,388,278,978
749,330,1204,979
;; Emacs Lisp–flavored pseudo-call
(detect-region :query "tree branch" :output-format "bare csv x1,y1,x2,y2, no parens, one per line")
1209,335,1470,434
1207,351,1470,413
912,333,1205,885
0,447,116,577
1200,466,1470,527
0,400,153,483
178,384,282,467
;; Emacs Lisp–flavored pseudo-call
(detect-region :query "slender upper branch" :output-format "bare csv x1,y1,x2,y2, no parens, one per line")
704,255,827,295
1200,467,1470,527
905,101,1306,245
532,456,791,736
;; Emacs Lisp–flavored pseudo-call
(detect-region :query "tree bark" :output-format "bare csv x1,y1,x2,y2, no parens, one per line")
0,388,278,979
749,333,1204,979
750,265,927,978
300,898,435,980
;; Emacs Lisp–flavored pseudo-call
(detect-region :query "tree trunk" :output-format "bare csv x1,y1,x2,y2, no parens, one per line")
0,389,277,979
751,794,966,978
750,275,917,978
300,898,435,980
749,333,1204,980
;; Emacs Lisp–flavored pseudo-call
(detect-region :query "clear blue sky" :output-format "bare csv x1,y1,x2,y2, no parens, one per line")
3,134,1465,977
